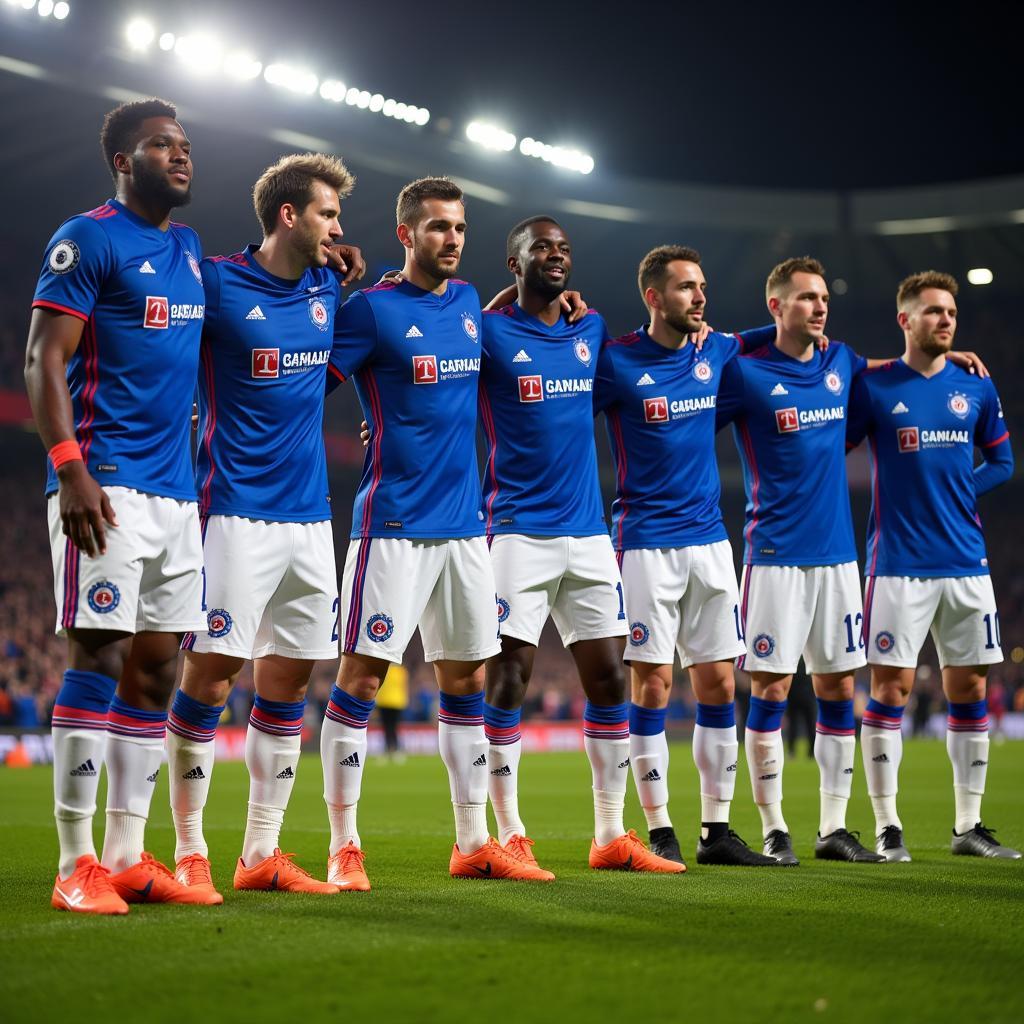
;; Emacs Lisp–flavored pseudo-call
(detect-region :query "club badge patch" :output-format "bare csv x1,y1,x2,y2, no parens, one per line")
629,622,650,646
875,630,895,654
461,312,479,342
366,613,394,643
947,392,970,419
752,633,776,658
824,370,843,395
186,251,202,284
309,297,330,331
49,240,80,275
207,608,233,637
573,339,592,366
87,581,120,614
692,359,714,383
496,597,510,622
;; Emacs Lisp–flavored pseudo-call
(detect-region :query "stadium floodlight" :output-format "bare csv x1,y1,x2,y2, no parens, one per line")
415,108,430,126
382,98,397,117
369,93,384,112
20,0,36,9
967,267,994,285
124,18,156,51
466,121,516,152
53,0,68,15
37,0,54,15
158,31,175,50
263,63,319,95
223,51,262,80
832,278,849,295
319,79,347,102
345,86,359,105
174,33,223,73
519,135,593,174
356,90,371,109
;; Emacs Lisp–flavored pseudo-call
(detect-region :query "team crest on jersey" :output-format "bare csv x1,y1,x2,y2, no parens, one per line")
366,613,394,643
824,370,843,395
752,633,775,658
87,581,120,614
875,630,895,654
186,251,202,284
947,391,970,419
573,339,592,366
629,622,650,646
496,597,511,623
308,297,330,332
461,312,479,342
49,239,80,275
207,609,233,638
692,358,714,384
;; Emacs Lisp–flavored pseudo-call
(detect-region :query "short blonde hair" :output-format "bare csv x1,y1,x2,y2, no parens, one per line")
765,256,826,302
252,153,354,235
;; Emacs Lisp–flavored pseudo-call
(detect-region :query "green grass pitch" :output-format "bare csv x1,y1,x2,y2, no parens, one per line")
1,740,1022,1023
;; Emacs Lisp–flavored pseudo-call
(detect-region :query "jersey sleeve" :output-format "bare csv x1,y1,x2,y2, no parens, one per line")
976,376,1010,449
327,290,377,391
733,324,775,354
32,216,115,322
845,370,873,450
716,332,742,363
593,344,617,414
198,259,222,334
715,355,745,430
846,343,869,377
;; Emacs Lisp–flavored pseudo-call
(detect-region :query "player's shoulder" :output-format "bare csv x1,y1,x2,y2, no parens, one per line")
47,205,118,246
949,360,996,390
169,219,201,250
201,249,250,282
605,327,645,352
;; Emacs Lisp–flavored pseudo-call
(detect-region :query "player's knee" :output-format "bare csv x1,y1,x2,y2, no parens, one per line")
486,669,528,710
585,660,627,705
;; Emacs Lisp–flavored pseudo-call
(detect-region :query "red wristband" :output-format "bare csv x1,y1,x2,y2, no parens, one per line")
48,439,83,470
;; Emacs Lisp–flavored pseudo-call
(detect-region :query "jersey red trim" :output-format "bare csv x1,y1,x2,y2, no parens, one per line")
981,431,1010,448
31,299,89,322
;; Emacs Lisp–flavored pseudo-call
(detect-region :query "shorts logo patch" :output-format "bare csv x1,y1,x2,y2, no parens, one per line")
366,613,394,643
692,358,714,383
824,370,843,395
518,375,544,403
252,348,280,378
573,339,592,366
461,312,479,342
875,630,895,653
629,622,650,646
897,426,919,452
48,239,80,275
947,391,970,418
87,581,120,614
643,396,669,423
752,633,775,657
309,297,330,332
496,597,511,623
143,296,169,330
207,609,233,638
413,354,438,384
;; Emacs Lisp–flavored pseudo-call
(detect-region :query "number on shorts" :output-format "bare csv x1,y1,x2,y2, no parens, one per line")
983,612,1001,650
733,604,744,642
615,581,625,621
843,612,864,653
331,597,340,643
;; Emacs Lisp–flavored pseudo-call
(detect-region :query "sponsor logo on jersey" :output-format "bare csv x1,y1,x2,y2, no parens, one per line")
947,391,970,419
898,425,969,451
518,375,544,403
461,312,479,342
405,324,423,338
824,370,844,394
897,426,919,452
546,377,592,396
692,358,714,383
875,630,895,653
629,621,650,646
308,297,330,331
636,372,656,386
775,407,799,433
139,260,156,275
891,401,909,414
143,295,169,329
512,349,532,363
48,239,80,275
252,348,280,378
752,633,775,657
186,252,202,284
87,581,120,614
366,613,394,643
775,406,844,432
770,383,789,396
573,338,592,366
643,396,669,423
438,357,480,376
496,597,510,622
207,608,232,637
246,306,266,320
413,354,438,384
281,349,330,375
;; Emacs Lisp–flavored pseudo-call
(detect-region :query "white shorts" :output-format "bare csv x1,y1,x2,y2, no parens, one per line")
184,516,339,661
339,536,501,665
48,487,204,636
738,561,866,675
864,574,1002,669
620,540,746,668
489,533,628,648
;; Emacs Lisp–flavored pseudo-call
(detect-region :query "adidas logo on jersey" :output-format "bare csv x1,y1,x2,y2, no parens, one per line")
182,765,206,780
770,383,789,396
891,401,909,414
472,753,487,767
405,324,423,338
512,349,532,363
617,759,630,769
641,769,662,782
490,764,512,776
146,770,160,783
339,753,360,768
70,759,97,777
246,306,266,320
636,373,656,386
138,260,156,274
276,766,295,779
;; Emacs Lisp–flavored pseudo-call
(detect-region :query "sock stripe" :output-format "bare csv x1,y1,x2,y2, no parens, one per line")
249,706,304,736
107,710,167,739
325,701,370,728
51,705,109,730
438,708,485,727
583,720,630,740
484,723,521,744
946,716,989,733
167,711,218,742
862,710,903,730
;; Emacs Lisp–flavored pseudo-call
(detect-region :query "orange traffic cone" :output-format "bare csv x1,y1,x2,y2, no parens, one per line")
5,742,31,767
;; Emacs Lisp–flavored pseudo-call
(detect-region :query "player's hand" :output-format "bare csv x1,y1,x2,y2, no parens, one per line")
376,269,403,287
560,290,588,324
360,420,370,448
327,244,367,287
818,334,830,352
689,322,713,349
948,349,989,377
58,461,118,557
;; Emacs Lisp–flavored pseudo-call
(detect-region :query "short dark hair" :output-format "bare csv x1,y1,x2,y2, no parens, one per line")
396,176,464,227
637,245,701,298
765,256,826,301
100,98,178,182
897,270,959,311
252,152,355,235
506,215,562,260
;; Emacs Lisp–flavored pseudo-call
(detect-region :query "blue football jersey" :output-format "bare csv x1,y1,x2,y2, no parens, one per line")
194,246,342,522
717,340,868,566
846,360,1009,577
32,199,205,499
479,304,609,537
328,279,485,539
595,327,742,550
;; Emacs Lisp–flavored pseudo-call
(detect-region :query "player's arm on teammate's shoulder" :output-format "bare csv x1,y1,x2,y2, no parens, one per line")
714,353,745,431
482,283,589,323
844,371,873,451
24,308,117,557
859,349,989,377
325,243,366,287
326,290,377,395
974,377,1013,495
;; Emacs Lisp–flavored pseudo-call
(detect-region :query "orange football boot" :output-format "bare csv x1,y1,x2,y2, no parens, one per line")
233,849,340,893
589,829,687,873
327,841,371,892
51,854,129,915
504,834,556,878
174,853,224,904
109,851,223,904
450,837,555,881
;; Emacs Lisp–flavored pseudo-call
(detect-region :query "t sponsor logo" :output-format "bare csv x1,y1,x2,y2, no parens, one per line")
143,295,169,329
413,354,438,384
775,407,799,433
518,375,544,403
252,348,280,378
643,396,669,423
897,426,919,452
